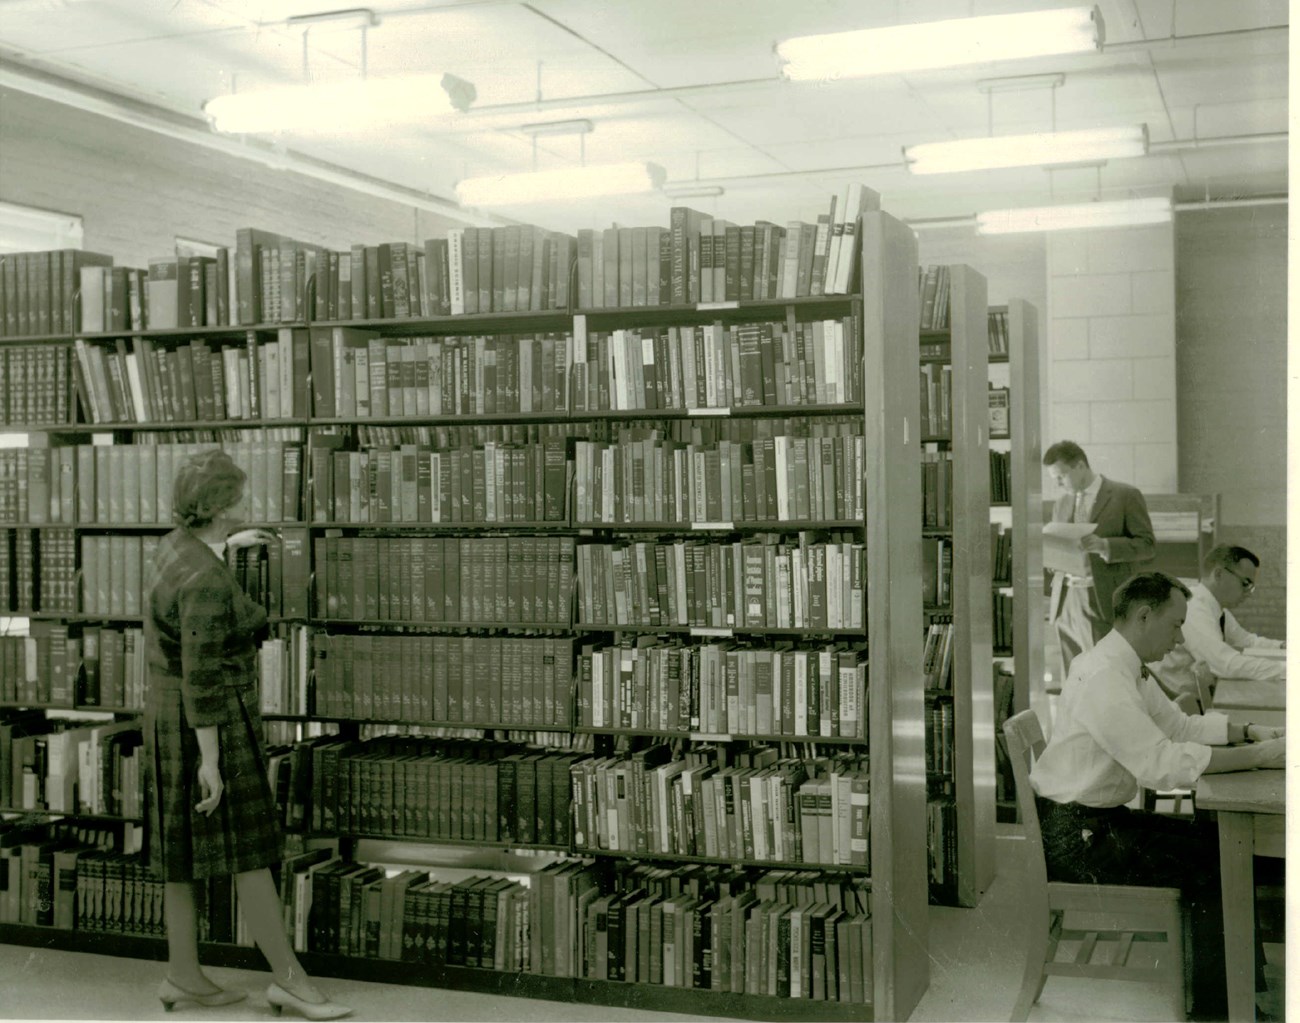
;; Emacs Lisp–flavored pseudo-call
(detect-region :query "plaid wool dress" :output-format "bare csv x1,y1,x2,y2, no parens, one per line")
143,527,282,881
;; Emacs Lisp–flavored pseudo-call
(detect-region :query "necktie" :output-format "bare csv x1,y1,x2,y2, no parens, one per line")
1139,665,1150,680
1218,612,1226,637
1073,492,1086,524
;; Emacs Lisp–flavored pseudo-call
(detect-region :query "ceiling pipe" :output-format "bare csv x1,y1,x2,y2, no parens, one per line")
905,193,1288,231
460,24,1287,119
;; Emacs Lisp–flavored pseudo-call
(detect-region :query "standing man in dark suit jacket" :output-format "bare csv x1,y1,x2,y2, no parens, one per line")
1044,440,1155,672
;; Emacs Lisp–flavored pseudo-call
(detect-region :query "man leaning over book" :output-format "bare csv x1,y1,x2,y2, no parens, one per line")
1150,544,1285,697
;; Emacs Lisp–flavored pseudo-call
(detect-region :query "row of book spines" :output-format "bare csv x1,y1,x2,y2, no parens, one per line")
577,645,866,740
74,330,309,426
235,228,577,327
571,756,870,869
918,265,952,331
313,441,566,526
0,344,72,425
926,800,958,886
987,310,1009,354
2,734,143,819
5,442,303,527
575,433,864,526
992,593,1014,651
920,451,953,529
576,893,873,1002
989,449,1012,503
0,250,114,340
990,525,1012,579
921,621,955,691
254,632,310,717
925,703,955,777
0,626,146,711
313,749,579,846
314,534,573,626
0,837,141,928
79,258,228,334
921,538,953,609
0,527,74,615
575,540,865,632
311,330,572,420
573,320,860,414
311,633,573,728
918,363,953,438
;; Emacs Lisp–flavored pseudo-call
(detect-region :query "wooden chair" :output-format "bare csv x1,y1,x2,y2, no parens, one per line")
1002,710,1186,1021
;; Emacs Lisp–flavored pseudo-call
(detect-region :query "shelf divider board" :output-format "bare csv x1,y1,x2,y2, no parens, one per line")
861,211,927,1021
948,265,995,908
1006,299,1045,720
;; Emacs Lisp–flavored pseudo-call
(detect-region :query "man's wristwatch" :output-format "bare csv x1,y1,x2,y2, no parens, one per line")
1242,722,1257,743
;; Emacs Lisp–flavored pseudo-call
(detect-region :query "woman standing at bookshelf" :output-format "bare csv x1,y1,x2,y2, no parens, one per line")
144,449,351,1020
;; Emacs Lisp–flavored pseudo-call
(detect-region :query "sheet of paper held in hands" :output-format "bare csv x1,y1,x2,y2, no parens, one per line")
1042,522,1098,576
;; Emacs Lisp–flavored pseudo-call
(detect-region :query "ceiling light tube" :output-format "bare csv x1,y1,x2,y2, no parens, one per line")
204,72,475,134
519,118,594,137
455,161,667,207
905,124,1148,175
976,196,1171,235
663,184,725,199
776,6,1104,80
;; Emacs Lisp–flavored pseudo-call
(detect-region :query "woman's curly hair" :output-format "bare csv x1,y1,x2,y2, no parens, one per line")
172,449,245,529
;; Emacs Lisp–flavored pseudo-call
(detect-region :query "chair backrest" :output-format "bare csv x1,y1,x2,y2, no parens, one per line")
1002,709,1050,898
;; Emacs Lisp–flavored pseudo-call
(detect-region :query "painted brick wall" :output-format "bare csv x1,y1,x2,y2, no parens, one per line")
1227,525,1286,640
1044,222,1178,494
0,88,468,265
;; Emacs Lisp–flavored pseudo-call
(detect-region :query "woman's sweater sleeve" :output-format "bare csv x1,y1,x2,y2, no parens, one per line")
177,566,238,727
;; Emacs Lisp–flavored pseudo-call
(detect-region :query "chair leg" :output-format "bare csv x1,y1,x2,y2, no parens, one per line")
1012,911,1056,1021
1169,905,1187,1022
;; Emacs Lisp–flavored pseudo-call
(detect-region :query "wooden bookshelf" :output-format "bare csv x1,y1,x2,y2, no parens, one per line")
987,301,1043,825
918,266,994,909
0,210,931,1021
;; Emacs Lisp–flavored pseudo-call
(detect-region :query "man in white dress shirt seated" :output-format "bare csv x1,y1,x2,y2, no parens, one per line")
1150,544,1284,701
1031,571,1285,1021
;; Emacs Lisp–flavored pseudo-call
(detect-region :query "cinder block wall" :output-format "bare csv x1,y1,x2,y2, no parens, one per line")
1045,222,1177,493
0,88,470,265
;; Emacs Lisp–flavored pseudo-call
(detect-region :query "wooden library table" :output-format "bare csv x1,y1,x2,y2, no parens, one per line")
1213,678,1285,728
1194,770,1285,1022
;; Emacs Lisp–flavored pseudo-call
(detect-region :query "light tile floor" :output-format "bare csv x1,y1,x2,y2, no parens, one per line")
0,831,1284,1022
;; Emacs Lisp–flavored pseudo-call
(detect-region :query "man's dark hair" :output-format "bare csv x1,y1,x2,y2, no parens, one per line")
1042,440,1089,468
1202,544,1260,574
1112,572,1191,622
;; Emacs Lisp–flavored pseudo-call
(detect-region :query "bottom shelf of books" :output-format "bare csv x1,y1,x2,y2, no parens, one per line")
1,712,882,1020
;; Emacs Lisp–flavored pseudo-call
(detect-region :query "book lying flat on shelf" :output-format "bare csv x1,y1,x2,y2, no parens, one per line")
1041,522,1097,577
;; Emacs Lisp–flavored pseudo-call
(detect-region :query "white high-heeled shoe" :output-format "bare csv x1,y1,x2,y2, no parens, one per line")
157,977,248,1011
265,982,353,1021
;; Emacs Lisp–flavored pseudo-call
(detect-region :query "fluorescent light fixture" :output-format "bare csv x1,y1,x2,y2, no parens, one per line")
905,124,1148,175
976,196,1171,235
664,184,725,199
455,161,667,207
776,6,1103,80
204,72,475,134
520,118,594,137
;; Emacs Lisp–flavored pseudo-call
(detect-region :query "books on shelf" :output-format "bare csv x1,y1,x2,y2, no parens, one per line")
921,538,952,608
575,535,864,630
573,317,861,412
918,265,950,331
987,385,1009,438
312,534,574,625
989,449,1011,504
0,250,114,338
919,364,951,438
921,450,952,529
571,745,870,869
577,641,867,739
0,345,74,426
990,524,1012,583
921,619,954,692
0,713,143,816
986,309,1008,354
73,329,310,425
311,633,574,728
575,423,864,525
1148,510,1202,543
309,329,573,420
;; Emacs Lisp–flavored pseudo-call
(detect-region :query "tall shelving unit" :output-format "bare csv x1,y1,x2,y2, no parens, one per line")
0,208,930,1021
988,301,1043,822
919,265,994,909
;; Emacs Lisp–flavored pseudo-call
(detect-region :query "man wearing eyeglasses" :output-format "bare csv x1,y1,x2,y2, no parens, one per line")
1151,544,1284,690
